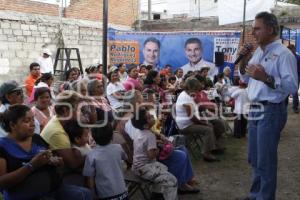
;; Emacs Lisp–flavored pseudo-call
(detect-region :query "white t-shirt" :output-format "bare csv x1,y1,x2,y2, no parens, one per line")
106,82,125,109
119,72,128,83
0,104,9,137
132,129,157,171
180,58,218,80
36,56,54,74
214,82,224,99
175,91,198,130
72,144,92,156
231,88,250,114
124,119,140,140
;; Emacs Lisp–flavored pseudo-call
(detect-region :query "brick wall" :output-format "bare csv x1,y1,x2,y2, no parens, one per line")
0,0,138,26
65,0,138,27
0,11,131,82
0,0,59,17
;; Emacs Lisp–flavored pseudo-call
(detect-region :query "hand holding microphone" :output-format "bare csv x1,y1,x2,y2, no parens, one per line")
236,43,253,75
234,43,253,65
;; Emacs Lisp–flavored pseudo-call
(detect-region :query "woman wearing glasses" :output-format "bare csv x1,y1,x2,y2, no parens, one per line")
0,80,42,136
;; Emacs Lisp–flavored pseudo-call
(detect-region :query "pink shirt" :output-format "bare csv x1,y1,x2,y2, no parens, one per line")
123,77,143,91
91,97,112,112
31,106,54,131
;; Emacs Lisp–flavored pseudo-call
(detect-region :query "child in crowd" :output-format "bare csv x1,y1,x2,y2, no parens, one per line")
138,65,147,81
83,123,128,200
230,81,249,138
167,76,177,91
214,73,225,95
64,120,92,156
85,65,98,80
131,107,178,200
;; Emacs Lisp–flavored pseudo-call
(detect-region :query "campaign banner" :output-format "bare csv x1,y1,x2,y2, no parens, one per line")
297,31,300,54
281,28,300,53
109,41,140,65
214,37,240,63
108,29,241,73
281,27,297,42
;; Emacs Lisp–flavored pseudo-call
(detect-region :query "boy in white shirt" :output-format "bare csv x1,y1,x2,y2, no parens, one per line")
230,81,249,138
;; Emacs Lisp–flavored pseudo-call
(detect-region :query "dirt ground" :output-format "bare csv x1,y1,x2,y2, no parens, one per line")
179,104,300,200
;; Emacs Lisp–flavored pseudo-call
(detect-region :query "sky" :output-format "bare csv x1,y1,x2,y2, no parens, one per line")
141,0,221,17
30,0,70,7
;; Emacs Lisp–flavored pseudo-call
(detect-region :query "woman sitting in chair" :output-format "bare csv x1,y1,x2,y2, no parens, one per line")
175,77,220,162
0,105,92,200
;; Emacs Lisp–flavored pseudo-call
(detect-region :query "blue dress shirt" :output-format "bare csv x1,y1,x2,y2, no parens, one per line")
240,40,298,103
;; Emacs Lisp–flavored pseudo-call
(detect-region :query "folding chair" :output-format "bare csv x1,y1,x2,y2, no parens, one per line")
224,119,233,136
171,115,203,160
124,170,152,200
221,105,234,136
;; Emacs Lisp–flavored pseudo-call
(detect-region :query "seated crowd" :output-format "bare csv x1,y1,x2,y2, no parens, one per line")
0,61,248,200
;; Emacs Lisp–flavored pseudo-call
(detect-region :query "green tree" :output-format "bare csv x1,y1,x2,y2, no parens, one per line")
278,0,300,5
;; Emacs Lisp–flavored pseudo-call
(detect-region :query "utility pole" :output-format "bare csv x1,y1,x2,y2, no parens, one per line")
138,0,142,30
148,0,151,20
242,0,246,44
102,0,108,78
198,0,200,19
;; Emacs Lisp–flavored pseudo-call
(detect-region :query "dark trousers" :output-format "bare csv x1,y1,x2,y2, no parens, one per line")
233,114,248,138
285,81,299,110
292,82,299,111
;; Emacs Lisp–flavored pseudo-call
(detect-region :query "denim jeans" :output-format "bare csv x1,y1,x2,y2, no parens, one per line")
49,184,93,200
248,102,287,200
160,146,194,187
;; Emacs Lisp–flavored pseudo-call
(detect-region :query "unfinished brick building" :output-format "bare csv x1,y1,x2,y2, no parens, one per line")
0,0,138,81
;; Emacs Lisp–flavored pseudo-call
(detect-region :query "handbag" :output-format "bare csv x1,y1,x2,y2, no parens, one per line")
169,134,186,148
158,142,174,160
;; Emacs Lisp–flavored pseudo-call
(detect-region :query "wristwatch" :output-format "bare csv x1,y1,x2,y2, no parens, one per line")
22,162,34,172
265,74,275,89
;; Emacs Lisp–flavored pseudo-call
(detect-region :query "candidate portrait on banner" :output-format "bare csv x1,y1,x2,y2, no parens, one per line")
180,37,218,80
108,28,241,73
142,37,161,71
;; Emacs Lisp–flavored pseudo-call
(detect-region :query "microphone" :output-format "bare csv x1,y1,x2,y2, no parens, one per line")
234,43,253,65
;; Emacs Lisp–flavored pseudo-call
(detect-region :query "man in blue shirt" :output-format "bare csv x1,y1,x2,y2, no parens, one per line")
238,12,298,200
287,44,300,113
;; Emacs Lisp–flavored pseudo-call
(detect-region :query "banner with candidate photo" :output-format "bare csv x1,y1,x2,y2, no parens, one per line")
281,27,300,53
108,28,241,73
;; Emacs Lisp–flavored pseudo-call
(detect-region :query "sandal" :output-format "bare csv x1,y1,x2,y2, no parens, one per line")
178,188,200,194
203,154,220,162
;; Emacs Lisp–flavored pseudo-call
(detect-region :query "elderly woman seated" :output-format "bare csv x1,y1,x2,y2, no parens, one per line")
175,77,220,162
106,69,127,112
86,79,114,124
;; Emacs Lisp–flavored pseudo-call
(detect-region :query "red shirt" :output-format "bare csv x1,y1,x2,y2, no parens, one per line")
194,90,216,111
